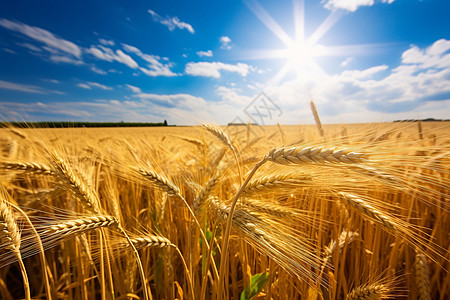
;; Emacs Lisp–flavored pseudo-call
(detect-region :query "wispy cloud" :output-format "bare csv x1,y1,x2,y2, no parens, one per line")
77,83,91,90
16,42,42,52
86,45,139,69
77,81,113,90
99,38,115,46
197,50,213,57
0,80,46,93
185,62,252,78
0,19,82,63
2,48,16,54
340,57,353,67
220,36,232,50
90,66,107,75
148,10,194,34
122,43,178,77
126,84,141,93
323,0,395,12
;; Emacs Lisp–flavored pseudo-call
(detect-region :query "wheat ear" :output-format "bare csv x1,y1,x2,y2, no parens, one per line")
243,172,313,196
202,123,236,153
241,198,295,218
136,165,219,284
321,230,359,277
9,127,27,139
310,100,324,138
0,160,53,175
415,251,431,300
193,174,221,216
8,202,53,299
338,193,397,232
210,197,326,286
346,283,390,300
173,135,205,148
217,145,366,298
135,167,180,196
266,146,367,165
40,215,118,236
0,195,31,300
202,123,242,182
50,151,101,212
121,234,172,250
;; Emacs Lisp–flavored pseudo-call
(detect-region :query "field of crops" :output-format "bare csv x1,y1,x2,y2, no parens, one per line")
0,121,449,299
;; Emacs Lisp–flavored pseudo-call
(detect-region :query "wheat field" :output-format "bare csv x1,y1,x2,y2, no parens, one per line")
0,121,449,299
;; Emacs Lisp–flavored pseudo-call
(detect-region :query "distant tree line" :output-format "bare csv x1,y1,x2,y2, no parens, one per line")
0,120,169,128
393,118,450,122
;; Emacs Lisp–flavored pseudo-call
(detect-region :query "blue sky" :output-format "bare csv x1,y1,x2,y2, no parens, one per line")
0,0,449,125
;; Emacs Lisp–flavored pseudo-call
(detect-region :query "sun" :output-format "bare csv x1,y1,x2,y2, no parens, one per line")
244,0,344,87
286,41,313,65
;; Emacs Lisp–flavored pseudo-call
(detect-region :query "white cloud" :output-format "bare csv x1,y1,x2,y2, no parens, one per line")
340,64,388,79
136,93,206,106
148,10,194,34
122,43,178,77
323,0,395,12
126,84,141,93
0,80,45,93
340,57,353,67
87,81,113,90
0,19,82,60
99,38,115,46
86,45,139,69
17,42,42,52
220,36,232,50
185,62,252,78
401,39,450,69
215,86,252,105
77,81,112,90
77,83,91,90
90,66,107,75
49,55,84,65
197,50,213,57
